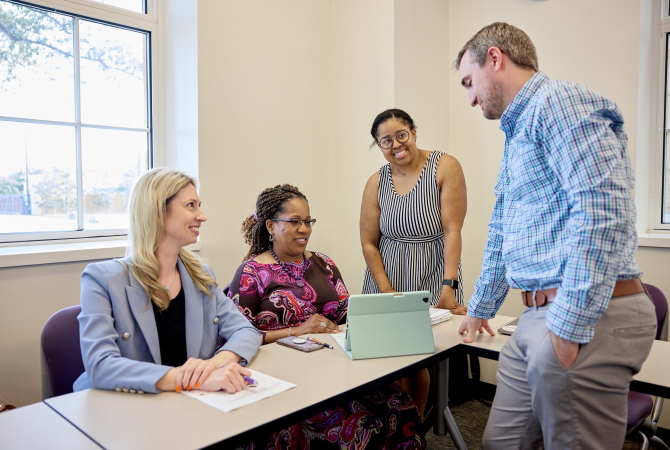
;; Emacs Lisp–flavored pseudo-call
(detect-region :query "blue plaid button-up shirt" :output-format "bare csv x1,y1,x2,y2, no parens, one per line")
467,72,641,343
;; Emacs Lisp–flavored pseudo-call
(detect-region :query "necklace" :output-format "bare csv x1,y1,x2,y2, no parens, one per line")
269,246,307,288
162,266,179,290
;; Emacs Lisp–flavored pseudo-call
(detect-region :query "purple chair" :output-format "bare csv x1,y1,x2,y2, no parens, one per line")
40,305,84,399
626,284,669,450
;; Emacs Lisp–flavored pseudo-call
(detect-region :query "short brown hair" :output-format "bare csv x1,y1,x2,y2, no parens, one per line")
454,22,538,72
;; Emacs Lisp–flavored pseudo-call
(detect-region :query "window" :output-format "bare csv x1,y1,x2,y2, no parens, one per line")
663,32,670,226
86,0,145,14
0,0,156,242
647,0,670,231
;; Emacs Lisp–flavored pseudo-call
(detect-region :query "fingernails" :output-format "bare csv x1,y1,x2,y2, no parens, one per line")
188,386,192,391
195,383,200,389
176,386,181,393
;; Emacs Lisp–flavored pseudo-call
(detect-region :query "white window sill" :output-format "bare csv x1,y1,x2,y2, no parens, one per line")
0,238,201,268
638,233,670,248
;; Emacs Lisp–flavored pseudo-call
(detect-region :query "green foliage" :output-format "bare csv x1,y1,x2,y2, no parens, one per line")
0,2,73,82
0,0,143,85
117,167,140,195
89,186,112,208
33,167,76,214
0,171,24,194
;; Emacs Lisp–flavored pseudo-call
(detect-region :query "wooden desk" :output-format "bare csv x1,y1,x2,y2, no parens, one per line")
0,402,100,449
44,314,513,450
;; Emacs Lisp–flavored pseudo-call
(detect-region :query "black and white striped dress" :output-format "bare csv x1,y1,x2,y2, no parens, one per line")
362,151,464,306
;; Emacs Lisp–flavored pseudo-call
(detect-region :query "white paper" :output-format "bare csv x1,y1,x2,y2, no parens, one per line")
429,307,452,325
181,369,296,413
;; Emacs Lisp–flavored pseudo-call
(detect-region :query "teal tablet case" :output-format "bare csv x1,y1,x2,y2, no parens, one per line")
343,291,435,360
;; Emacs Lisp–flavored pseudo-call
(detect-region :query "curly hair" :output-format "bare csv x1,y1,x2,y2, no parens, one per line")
242,184,308,261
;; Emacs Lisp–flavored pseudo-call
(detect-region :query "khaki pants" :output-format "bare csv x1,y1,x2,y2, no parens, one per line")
483,292,657,449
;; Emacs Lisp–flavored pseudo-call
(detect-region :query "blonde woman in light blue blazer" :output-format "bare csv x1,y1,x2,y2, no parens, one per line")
74,169,261,394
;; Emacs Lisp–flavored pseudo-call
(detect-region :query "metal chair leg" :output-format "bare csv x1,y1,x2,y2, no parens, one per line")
444,406,467,450
638,431,649,450
650,435,670,450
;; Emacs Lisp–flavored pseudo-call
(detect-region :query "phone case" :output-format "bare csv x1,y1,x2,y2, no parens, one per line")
276,336,324,352
498,318,519,336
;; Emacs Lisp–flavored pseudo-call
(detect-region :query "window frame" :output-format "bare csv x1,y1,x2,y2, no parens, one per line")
648,0,670,232
0,0,163,244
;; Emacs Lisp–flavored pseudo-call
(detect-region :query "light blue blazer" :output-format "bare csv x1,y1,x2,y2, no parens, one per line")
73,257,261,394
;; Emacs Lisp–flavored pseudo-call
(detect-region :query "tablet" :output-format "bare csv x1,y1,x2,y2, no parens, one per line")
342,291,434,360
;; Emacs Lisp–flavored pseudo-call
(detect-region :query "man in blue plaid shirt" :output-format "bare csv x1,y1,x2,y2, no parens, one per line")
455,22,657,448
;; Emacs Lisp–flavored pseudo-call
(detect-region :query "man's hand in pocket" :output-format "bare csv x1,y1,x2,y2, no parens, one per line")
550,332,580,370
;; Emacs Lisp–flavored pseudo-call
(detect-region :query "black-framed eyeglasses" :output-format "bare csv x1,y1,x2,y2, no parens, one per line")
272,218,317,228
378,130,410,150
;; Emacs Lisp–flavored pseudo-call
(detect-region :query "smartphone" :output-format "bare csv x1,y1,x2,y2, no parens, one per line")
498,318,519,336
276,336,324,352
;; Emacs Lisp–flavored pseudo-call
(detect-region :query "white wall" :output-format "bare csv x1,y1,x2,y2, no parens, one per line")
0,260,99,407
197,0,335,278
330,0,395,289
164,0,199,177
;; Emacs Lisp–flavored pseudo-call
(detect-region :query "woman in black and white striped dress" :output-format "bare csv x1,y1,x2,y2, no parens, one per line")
361,109,467,311
360,109,467,420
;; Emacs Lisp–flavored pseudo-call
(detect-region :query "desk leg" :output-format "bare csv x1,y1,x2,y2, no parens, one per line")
434,358,467,449
434,358,449,436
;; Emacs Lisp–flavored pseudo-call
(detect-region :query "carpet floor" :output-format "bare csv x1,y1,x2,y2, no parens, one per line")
424,399,644,449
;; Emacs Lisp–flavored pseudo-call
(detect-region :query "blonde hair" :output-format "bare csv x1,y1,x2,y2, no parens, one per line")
125,168,217,310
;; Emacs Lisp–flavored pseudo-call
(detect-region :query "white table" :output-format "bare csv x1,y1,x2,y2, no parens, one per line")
44,314,514,449
0,402,100,449
34,315,670,449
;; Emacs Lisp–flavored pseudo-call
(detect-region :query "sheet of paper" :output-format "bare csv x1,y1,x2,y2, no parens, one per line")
181,369,296,413
429,307,452,326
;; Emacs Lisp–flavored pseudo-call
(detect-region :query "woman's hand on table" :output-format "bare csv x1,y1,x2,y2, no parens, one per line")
437,289,466,315
198,363,251,393
175,357,218,392
296,314,340,334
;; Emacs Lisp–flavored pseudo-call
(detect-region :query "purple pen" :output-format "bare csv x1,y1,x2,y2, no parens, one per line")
244,376,257,385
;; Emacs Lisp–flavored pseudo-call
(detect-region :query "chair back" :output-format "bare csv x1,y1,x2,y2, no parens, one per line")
40,305,84,399
644,283,668,341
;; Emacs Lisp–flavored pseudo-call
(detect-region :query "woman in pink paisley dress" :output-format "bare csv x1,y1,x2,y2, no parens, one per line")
228,184,425,450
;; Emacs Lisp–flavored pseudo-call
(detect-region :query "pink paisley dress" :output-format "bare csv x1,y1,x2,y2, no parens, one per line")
228,252,425,450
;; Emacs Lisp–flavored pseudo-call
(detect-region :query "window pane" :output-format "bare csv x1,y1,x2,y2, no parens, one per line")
665,132,670,224
0,122,77,234
0,1,75,122
665,35,670,224
667,34,670,130
79,20,148,128
81,128,148,230
88,0,145,14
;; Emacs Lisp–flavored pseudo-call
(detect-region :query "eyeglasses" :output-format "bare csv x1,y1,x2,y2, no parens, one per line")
272,218,317,228
378,130,410,150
